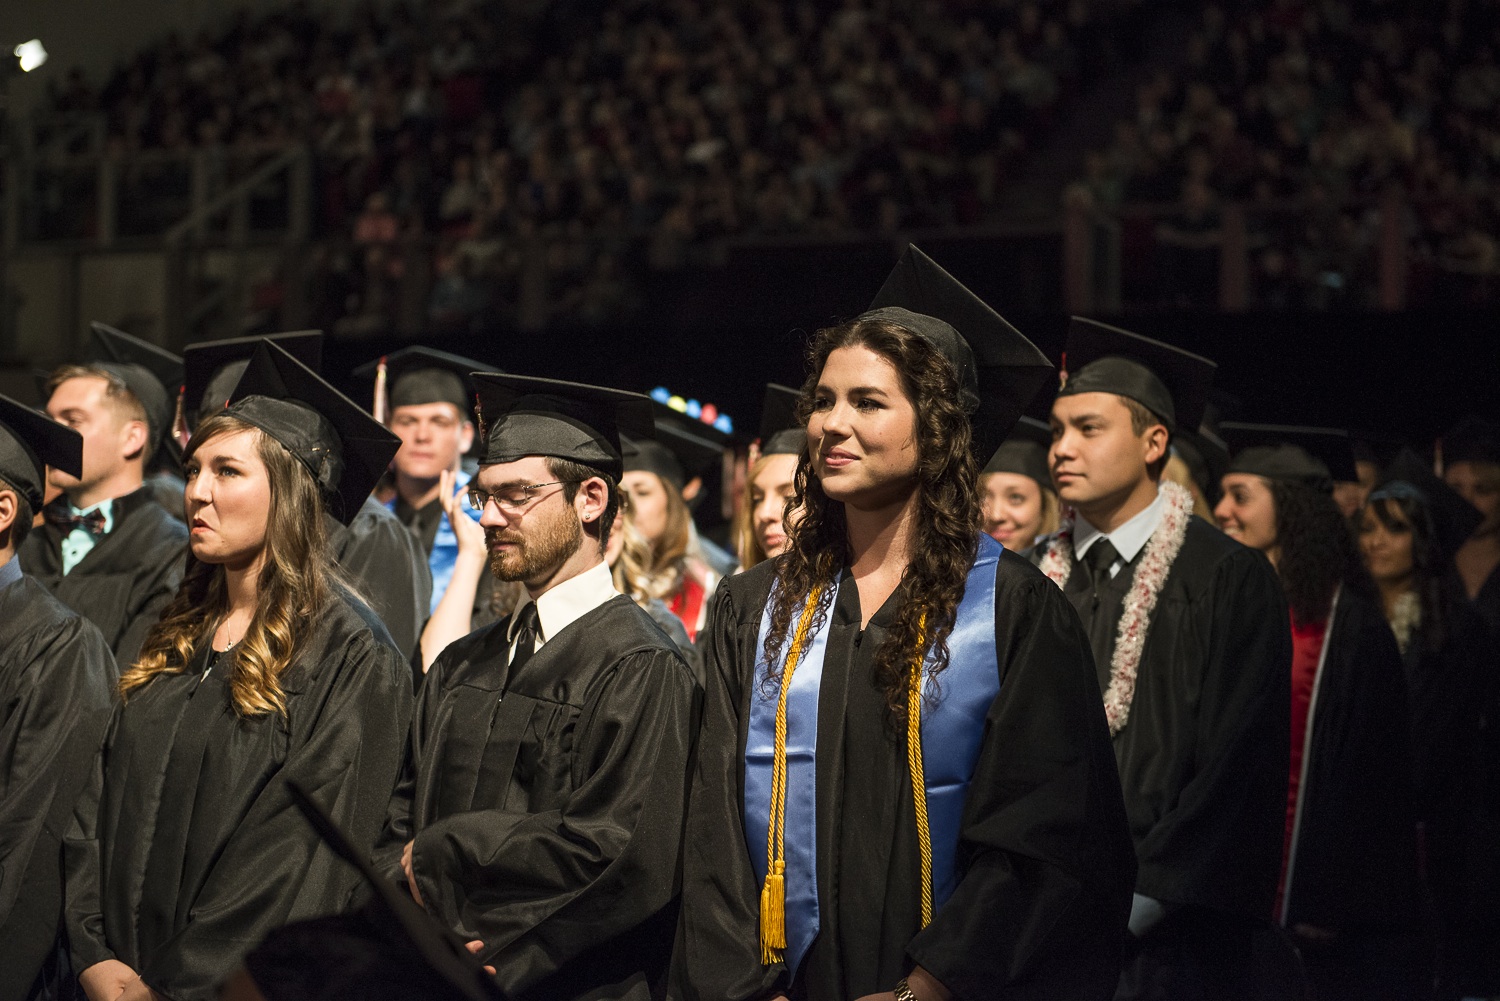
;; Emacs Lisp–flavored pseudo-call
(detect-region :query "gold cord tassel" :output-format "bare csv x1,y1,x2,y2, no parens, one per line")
907,612,934,928
372,356,389,424
760,585,824,965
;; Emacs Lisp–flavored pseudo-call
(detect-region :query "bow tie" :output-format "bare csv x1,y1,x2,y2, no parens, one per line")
47,506,109,537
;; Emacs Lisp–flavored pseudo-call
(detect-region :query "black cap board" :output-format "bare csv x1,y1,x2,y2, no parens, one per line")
982,416,1052,489
758,384,804,457
247,780,505,1001
0,393,83,511
863,244,1053,453
184,331,324,427
1442,417,1500,466
87,322,184,445
1369,449,1483,563
352,347,488,417
472,374,653,481
1221,423,1358,488
627,402,730,492
1056,318,1216,433
222,341,401,525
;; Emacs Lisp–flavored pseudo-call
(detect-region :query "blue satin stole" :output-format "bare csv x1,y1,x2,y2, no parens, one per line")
743,533,1003,975
389,468,481,614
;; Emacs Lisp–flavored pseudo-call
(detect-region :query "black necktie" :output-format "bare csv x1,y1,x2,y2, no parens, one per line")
1083,539,1121,589
509,603,539,672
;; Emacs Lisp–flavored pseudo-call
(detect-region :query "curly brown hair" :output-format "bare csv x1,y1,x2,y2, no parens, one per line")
763,315,980,723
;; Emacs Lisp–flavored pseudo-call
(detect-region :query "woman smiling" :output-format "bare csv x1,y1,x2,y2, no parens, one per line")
68,342,413,1001
673,248,1133,1001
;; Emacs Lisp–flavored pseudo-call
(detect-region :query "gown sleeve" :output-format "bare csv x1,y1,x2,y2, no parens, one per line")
906,568,1137,1001
408,646,701,997
670,580,784,1001
1133,548,1292,916
372,650,450,885
0,614,116,926
138,632,412,997
64,709,117,972
335,509,434,662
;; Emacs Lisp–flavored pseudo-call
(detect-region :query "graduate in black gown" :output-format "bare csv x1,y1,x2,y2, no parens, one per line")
87,323,188,522
1216,425,1427,1000
0,397,117,1001
1359,451,1492,998
674,247,1135,1001
1035,320,1291,1001
373,374,701,1000
20,334,189,664
65,341,413,1001
184,332,433,662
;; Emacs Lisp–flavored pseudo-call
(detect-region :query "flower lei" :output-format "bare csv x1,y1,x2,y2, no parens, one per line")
1389,590,1421,655
1038,480,1193,736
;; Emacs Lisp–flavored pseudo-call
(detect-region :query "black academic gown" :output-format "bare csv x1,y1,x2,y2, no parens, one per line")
1046,518,1291,996
64,589,412,1001
328,497,433,663
376,593,702,1001
673,551,1137,1001
19,488,188,664
1281,589,1426,993
0,576,117,1001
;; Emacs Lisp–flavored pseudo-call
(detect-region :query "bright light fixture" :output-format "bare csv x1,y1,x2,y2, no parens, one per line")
14,39,47,73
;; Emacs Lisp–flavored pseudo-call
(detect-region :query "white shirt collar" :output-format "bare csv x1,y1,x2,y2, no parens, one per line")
506,559,619,649
1074,485,1166,567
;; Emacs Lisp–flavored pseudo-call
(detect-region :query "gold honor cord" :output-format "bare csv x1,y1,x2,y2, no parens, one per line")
907,611,934,928
760,596,935,965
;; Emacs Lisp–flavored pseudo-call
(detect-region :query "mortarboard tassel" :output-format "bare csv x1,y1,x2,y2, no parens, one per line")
173,387,191,449
373,356,389,424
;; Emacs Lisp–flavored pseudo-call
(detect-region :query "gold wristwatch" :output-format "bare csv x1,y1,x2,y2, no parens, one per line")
894,977,919,1001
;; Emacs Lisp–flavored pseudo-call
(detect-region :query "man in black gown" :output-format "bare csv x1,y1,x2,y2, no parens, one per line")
1036,319,1291,1001
0,395,117,1001
183,332,433,662
374,375,702,1001
20,342,189,664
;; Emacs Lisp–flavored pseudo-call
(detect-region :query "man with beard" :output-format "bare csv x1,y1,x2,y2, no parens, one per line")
373,374,702,1001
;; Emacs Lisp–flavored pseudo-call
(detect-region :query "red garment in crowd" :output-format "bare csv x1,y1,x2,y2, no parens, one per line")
1275,614,1329,917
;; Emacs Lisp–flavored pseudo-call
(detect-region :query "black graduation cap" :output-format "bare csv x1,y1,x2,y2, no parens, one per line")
863,244,1054,452
981,416,1052,489
1369,449,1483,563
1056,318,1216,434
223,341,401,525
758,383,804,457
0,392,83,512
242,780,504,1001
628,402,730,492
1442,416,1500,466
183,331,324,427
352,347,488,419
471,374,654,481
1221,423,1358,488
88,322,184,445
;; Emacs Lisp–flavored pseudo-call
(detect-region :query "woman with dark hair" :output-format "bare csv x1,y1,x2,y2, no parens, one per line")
1215,426,1427,1001
1359,453,1490,999
673,248,1135,1001
67,342,413,1001
734,385,805,571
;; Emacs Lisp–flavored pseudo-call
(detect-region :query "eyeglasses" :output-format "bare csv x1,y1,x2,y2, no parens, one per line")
466,480,579,513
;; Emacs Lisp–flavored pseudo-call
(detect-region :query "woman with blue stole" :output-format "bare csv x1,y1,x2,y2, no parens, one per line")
672,247,1136,1001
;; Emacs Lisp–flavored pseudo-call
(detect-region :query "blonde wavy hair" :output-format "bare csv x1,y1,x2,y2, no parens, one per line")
631,472,698,603
120,412,339,716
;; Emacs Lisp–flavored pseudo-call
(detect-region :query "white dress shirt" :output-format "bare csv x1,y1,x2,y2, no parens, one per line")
505,559,620,659
1073,486,1166,579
